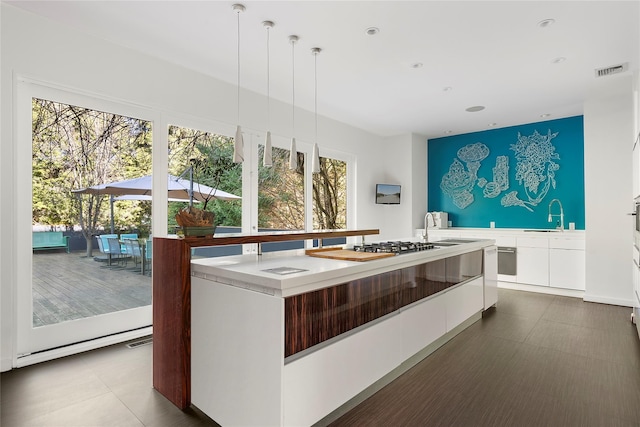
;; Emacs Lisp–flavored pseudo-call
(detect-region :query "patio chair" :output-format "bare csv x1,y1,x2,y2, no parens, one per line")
144,238,152,276
124,239,142,271
93,236,109,262
99,234,119,254
120,233,138,240
106,237,126,267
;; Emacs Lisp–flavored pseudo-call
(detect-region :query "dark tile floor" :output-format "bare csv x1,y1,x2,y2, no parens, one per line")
330,289,640,427
1,288,639,427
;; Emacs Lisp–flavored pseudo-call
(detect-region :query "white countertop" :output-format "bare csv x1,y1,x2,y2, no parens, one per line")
191,238,495,297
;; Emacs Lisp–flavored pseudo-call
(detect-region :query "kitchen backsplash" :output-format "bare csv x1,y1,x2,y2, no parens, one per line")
428,116,585,229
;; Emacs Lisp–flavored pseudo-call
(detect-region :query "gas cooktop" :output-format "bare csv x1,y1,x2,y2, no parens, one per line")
352,241,435,254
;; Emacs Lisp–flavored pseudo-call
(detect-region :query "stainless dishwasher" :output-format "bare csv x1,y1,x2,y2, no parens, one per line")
497,246,517,275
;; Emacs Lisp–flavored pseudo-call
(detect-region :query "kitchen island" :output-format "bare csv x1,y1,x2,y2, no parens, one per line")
189,238,496,426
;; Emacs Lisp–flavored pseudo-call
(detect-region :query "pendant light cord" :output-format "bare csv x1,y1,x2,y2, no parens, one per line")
236,10,241,123
291,40,295,135
314,51,318,144
266,25,271,129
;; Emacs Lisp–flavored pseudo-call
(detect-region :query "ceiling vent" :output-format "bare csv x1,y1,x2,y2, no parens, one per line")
595,62,628,78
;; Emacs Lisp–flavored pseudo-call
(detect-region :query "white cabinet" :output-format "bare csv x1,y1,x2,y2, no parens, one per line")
516,238,549,286
483,246,498,308
633,134,640,199
549,238,586,290
427,229,586,292
444,277,484,331
549,249,585,290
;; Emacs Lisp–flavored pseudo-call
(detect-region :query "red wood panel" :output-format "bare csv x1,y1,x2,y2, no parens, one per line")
152,238,191,409
181,228,379,247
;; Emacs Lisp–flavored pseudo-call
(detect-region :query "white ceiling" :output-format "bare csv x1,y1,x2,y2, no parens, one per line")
6,1,640,138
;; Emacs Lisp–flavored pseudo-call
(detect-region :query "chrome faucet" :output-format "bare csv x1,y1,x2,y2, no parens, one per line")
423,212,435,242
548,198,564,231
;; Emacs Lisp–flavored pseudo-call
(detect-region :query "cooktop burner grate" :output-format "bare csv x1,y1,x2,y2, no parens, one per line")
352,241,434,254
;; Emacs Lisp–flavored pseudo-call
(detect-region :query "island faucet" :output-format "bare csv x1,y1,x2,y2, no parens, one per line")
548,198,564,231
423,212,435,242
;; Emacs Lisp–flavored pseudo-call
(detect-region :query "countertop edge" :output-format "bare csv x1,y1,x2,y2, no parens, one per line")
191,239,495,297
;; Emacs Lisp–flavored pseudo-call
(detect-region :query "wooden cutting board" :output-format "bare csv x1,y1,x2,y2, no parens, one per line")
306,248,396,262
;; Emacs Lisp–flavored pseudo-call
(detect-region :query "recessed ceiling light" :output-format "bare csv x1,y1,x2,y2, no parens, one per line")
444,130,453,134
488,123,497,127
443,86,453,92
551,57,566,64
365,27,379,36
410,62,423,69
538,18,555,28
540,113,551,118
465,105,485,112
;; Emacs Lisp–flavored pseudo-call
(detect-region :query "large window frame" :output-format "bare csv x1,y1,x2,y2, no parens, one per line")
15,78,159,364
13,77,355,365
166,115,355,250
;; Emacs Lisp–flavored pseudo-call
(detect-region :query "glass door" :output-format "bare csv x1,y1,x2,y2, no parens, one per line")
16,81,154,359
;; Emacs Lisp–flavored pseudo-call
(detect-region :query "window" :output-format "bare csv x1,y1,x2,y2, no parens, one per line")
258,145,304,231
167,125,242,232
313,156,347,230
31,97,153,327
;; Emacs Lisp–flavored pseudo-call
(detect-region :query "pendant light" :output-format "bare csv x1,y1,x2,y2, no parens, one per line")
288,35,299,170
311,47,321,174
262,20,274,167
232,3,245,163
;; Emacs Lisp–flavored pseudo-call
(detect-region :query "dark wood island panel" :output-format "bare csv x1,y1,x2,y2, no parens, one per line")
284,250,483,358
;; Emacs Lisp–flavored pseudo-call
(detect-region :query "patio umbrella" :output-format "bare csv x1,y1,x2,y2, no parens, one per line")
113,195,202,203
73,174,241,202
73,174,240,233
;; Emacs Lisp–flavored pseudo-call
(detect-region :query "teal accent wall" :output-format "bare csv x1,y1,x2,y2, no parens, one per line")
428,116,585,229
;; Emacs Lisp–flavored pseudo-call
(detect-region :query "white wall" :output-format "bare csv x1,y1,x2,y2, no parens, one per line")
363,134,413,240
412,133,428,233
584,75,635,306
0,5,412,370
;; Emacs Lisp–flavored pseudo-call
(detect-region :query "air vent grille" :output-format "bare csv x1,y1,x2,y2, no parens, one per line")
126,337,153,349
595,63,628,77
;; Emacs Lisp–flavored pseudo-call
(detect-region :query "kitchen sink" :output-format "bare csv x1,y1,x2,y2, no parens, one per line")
436,239,479,243
524,229,561,233
432,241,459,247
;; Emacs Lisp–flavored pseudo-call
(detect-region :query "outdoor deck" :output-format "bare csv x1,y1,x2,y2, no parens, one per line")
32,250,151,327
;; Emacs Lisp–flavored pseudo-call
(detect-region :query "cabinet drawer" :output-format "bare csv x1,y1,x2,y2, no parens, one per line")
494,236,517,246
549,238,585,250
517,237,549,248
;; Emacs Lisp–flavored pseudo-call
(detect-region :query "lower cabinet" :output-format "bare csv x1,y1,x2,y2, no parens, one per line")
429,229,585,291
483,246,498,308
193,274,485,427
549,248,586,290
444,277,484,330
517,246,550,286
284,277,483,426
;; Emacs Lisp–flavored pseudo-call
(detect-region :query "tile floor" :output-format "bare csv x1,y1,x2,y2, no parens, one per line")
2,288,639,426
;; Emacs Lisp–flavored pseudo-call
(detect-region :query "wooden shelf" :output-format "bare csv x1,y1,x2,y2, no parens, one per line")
176,228,379,247
152,229,379,409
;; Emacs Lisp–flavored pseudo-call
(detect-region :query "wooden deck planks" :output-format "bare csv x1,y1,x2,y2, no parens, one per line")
31,251,151,327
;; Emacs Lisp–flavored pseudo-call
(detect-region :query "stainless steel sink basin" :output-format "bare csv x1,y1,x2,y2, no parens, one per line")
431,239,480,247
524,229,561,233
432,241,459,247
